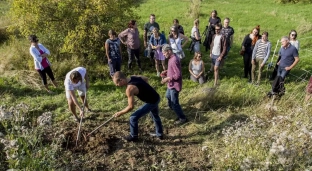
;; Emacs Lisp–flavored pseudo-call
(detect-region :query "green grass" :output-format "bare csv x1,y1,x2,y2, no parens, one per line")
1,0,312,170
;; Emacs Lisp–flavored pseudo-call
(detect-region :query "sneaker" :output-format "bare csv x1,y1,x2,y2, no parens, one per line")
157,72,160,77
174,118,187,125
149,133,164,140
123,135,138,142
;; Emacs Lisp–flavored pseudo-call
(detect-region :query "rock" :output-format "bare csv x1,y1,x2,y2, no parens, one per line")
0,132,4,137
37,112,52,126
202,146,208,151
173,139,181,143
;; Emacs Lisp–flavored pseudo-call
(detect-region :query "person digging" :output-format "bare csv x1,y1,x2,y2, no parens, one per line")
112,71,164,142
64,67,91,122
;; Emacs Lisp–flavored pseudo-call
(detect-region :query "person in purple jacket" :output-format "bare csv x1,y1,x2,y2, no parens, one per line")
161,44,187,125
118,20,143,73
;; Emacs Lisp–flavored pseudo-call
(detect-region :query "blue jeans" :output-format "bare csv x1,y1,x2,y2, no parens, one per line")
129,98,163,137
165,88,186,120
277,66,290,79
108,58,121,76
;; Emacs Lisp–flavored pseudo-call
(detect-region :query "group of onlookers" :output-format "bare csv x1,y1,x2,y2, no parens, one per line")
27,9,310,142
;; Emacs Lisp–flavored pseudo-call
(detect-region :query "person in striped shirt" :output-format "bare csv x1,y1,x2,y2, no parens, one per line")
251,32,271,85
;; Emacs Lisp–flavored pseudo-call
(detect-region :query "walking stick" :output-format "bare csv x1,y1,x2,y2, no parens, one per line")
266,39,279,79
86,116,114,137
76,91,87,146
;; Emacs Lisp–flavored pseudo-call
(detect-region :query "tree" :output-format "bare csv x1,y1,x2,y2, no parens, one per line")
9,0,139,63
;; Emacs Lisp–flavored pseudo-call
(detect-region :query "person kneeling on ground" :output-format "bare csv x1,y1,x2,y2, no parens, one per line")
64,67,91,122
113,71,164,142
189,52,205,84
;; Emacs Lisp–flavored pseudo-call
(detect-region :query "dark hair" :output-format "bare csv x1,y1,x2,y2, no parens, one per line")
289,30,297,38
262,31,268,37
150,14,155,17
169,26,179,38
211,10,218,16
28,35,39,43
173,19,179,24
128,20,136,28
215,23,222,29
70,71,82,82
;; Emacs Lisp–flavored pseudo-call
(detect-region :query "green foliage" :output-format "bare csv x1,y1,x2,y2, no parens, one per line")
8,0,139,62
276,0,312,3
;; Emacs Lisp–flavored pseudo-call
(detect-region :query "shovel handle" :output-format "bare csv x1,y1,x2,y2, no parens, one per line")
87,116,114,137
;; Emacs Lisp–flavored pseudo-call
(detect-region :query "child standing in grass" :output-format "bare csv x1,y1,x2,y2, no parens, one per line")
29,35,57,93
105,30,122,77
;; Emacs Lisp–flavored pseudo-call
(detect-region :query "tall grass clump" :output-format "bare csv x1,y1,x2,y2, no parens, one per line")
189,0,201,19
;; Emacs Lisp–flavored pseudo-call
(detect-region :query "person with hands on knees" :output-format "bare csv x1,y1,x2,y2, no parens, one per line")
29,35,57,93
189,52,205,84
161,44,187,125
112,71,164,142
64,67,91,122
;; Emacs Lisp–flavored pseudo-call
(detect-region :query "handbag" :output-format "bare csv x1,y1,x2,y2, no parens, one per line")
173,36,185,59
239,49,245,56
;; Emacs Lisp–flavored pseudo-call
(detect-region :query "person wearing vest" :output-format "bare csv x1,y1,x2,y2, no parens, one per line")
113,71,164,142
105,30,122,77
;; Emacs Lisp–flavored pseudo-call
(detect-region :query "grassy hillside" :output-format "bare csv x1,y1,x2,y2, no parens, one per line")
1,0,312,170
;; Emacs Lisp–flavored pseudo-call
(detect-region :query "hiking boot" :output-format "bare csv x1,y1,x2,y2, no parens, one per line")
149,133,164,140
174,118,187,125
123,135,138,142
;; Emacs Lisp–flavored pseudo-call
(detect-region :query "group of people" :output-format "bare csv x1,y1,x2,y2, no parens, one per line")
28,10,306,143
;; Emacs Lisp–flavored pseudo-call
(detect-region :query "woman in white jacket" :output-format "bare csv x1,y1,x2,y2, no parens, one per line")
29,35,57,93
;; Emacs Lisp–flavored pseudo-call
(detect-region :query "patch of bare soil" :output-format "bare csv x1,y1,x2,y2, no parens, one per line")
43,116,212,170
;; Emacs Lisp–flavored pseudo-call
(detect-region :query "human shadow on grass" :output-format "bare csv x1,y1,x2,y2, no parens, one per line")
0,84,43,98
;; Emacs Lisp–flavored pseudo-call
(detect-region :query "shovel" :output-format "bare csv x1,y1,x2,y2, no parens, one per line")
76,91,87,146
86,116,114,137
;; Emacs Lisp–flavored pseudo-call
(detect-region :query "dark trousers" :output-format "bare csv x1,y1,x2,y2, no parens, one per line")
108,58,121,76
127,48,141,69
243,52,252,80
37,66,55,85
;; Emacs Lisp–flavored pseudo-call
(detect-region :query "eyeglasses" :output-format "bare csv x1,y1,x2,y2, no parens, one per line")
215,29,221,30
291,34,297,36
198,55,202,57
171,30,175,32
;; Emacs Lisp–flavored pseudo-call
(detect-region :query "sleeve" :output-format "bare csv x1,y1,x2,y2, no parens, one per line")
160,34,167,44
171,58,182,81
39,44,50,55
118,29,127,40
242,35,248,47
252,40,260,60
262,42,271,64
293,47,299,58
29,47,42,63
149,35,154,46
